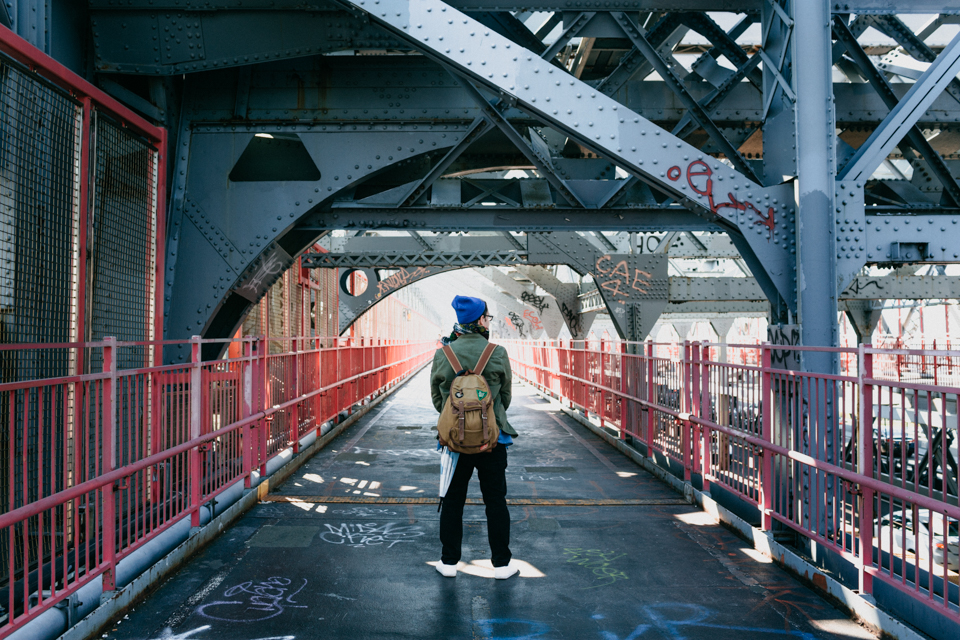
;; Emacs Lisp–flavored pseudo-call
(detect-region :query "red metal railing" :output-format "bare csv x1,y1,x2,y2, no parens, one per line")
506,339,960,624
0,336,434,636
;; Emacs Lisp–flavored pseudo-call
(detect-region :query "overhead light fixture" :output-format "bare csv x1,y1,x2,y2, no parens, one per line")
255,133,274,139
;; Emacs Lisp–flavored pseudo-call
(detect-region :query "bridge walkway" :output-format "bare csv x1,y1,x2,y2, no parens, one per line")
103,370,876,640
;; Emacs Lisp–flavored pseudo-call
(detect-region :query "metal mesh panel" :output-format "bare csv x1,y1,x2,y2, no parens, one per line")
0,58,82,375
0,55,82,594
88,111,158,373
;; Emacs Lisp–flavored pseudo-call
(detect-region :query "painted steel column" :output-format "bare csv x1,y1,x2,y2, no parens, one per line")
794,0,838,371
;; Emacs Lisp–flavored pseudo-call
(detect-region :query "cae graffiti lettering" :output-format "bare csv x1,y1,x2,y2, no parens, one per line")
594,256,652,302
667,160,775,238
319,522,424,548
523,309,543,332
520,291,549,313
196,577,307,622
376,267,435,299
563,548,630,589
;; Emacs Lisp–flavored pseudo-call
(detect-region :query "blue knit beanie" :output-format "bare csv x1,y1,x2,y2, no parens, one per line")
451,295,486,324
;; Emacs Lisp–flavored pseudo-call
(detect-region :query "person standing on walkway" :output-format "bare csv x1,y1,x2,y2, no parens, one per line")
430,295,519,579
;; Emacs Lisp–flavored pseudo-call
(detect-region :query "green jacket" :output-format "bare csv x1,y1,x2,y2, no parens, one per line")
430,333,516,437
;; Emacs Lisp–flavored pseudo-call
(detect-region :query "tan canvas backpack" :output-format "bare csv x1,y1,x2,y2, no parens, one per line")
436,343,500,454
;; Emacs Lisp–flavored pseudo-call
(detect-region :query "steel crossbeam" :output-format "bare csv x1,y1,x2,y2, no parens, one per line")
841,29,960,185
338,0,798,310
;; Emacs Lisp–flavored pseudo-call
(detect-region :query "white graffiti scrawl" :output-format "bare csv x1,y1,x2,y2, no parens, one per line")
319,522,424,548
196,577,307,622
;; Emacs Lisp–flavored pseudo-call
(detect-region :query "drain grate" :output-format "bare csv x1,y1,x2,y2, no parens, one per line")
396,426,422,430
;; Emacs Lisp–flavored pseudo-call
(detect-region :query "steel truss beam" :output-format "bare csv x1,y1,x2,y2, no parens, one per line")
841,28,960,185
335,0,798,316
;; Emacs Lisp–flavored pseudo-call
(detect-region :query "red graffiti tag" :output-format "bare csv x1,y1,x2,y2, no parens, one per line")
685,160,775,238
522,309,543,331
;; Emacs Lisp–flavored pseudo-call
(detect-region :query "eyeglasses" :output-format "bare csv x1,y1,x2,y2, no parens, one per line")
482,314,494,320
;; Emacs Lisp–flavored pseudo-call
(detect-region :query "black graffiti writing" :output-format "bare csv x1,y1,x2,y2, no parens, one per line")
376,267,435,299
508,311,527,338
846,278,884,296
560,301,583,337
520,291,549,313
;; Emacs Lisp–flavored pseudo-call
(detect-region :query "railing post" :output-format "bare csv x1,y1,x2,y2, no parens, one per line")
189,336,202,529
690,342,702,482
315,336,323,436
858,345,875,596
646,340,655,451
760,344,773,531
242,339,255,490
598,337,606,427
619,342,627,441
101,337,118,594
700,342,712,494
258,336,268,478
681,341,692,482
291,337,301,454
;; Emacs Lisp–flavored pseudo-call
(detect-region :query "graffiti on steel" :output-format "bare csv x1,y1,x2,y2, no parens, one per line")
523,309,543,332
196,577,308,622
560,301,583,337
520,291,549,313
376,266,438,299
508,311,527,338
669,160,776,238
594,256,652,302
319,522,425,548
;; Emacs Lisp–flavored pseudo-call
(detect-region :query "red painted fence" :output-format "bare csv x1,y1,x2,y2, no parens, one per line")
506,339,960,625
0,336,434,637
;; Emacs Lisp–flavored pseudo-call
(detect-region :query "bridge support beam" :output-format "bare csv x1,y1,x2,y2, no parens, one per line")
794,0,839,372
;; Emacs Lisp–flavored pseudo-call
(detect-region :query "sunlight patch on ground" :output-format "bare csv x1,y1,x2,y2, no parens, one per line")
740,548,772,564
674,511,718,526
290,500,313,511
616,471,638,478
808,618,876,639
399,486,418,491
302,473,324,483
426,559,545,578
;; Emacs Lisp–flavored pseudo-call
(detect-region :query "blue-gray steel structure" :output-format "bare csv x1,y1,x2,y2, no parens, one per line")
9,1,960,368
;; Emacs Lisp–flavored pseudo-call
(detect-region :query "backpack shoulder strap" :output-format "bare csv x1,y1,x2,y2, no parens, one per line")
474,343,497,376
441,345,465,374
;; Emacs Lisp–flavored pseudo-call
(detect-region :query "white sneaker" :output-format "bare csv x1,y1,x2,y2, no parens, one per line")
494,562,519,580
436,562,458,577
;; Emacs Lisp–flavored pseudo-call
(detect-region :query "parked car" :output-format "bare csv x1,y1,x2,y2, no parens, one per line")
875,508,959,572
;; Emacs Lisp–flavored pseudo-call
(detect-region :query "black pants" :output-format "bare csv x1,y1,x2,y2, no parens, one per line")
439,444,511,567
